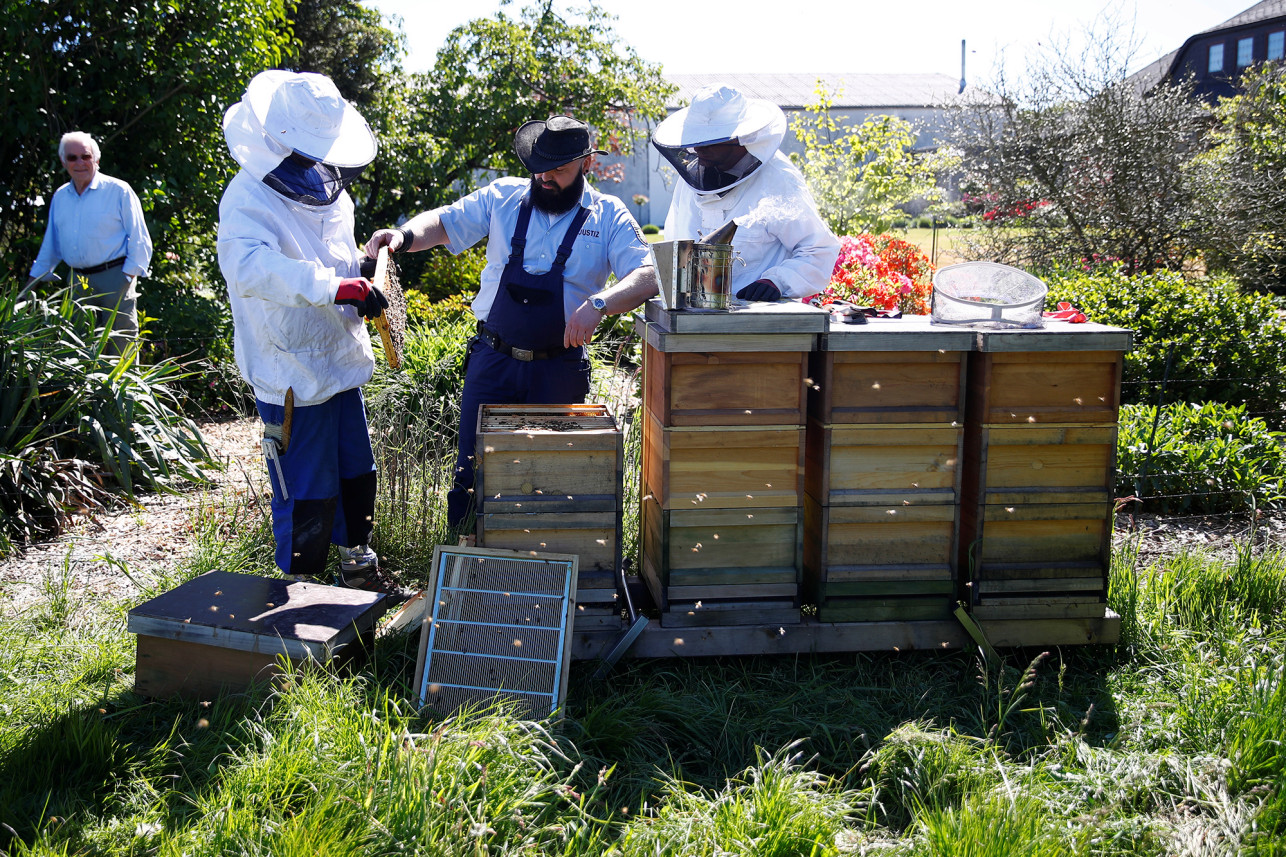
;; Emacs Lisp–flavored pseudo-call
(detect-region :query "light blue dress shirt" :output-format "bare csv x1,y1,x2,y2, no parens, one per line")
436,176,651,323
30,173,154,279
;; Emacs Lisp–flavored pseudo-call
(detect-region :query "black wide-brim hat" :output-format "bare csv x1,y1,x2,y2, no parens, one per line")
513,115,607,172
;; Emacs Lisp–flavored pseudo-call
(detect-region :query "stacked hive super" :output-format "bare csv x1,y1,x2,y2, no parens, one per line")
804,320,974,622
474,404,624,626
637,301,827,627
959,324,1132,624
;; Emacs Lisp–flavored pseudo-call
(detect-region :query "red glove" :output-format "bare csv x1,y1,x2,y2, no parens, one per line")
736,279,782,302
334,277,388,319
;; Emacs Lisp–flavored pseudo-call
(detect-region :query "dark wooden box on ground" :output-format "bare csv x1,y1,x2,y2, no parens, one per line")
475,404,623,601
959,325,1132,620
127,570,388,699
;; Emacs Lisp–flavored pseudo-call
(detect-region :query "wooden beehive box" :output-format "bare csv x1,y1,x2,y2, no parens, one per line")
800,324,972,623
644,345,810,427
640,496,801,625
803,495,958,622
808,320,972,425
127,570,387,699
644,412,805,510
475,404,621,510
475,404,623,606
638,303,823,428
958,324,1131,620
805,421,963,506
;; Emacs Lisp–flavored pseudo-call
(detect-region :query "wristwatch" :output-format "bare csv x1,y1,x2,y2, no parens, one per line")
589,295,608,314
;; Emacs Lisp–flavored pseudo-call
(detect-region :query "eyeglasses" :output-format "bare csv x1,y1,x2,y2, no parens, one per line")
63,154,95,162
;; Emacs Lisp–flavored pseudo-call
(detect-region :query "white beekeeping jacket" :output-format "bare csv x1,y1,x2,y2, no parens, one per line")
663,153,840,301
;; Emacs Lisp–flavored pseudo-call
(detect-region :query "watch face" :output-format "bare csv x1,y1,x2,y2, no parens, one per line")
592,297,607,311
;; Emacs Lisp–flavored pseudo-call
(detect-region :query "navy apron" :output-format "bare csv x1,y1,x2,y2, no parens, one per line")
447,194,592,528
486,195,591,349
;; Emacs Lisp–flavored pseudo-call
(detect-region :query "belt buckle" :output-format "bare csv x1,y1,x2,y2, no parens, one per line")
512,347,535,362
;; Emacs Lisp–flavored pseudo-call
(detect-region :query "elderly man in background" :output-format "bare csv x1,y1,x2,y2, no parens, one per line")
365,115,658,531
27,131,153,347
218,70,395,593
651,84,838,303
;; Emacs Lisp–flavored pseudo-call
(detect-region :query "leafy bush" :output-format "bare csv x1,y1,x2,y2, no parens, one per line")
1045,266,1286,422
138,255,251,420
1117,401,1286,514
399,245,488,303
642,223,660,235
1,286,211,551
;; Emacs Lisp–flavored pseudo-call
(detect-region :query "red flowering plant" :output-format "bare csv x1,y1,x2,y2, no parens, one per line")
816,233,935,315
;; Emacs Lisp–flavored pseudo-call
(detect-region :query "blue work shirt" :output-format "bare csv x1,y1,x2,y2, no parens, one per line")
436,176,651,323
29,173,153,279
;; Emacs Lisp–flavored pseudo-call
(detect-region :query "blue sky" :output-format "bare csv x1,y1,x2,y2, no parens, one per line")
364,0,1257,83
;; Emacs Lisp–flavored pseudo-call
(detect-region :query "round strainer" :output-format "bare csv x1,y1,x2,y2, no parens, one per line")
931,262,1047,329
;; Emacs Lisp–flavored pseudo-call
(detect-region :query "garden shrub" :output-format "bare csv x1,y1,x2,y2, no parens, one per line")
400,245,487,303
139,268,250,420
1045,265,1286,422
1117,401,1286,514
642,224,660,235
1,286,211,551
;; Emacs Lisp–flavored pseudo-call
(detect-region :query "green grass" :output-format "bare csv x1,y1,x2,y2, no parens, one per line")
3,505,1285,855
3,312,1285,856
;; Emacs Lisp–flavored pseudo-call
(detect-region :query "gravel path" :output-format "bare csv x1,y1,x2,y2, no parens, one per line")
0,416,265,619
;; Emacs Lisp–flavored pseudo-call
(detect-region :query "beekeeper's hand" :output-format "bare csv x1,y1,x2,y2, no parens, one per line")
736,279,782,302
364,226,415,258
334,278,389,319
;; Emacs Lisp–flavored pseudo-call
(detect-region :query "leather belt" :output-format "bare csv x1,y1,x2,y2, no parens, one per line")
476,322,568,361
72,256,127,275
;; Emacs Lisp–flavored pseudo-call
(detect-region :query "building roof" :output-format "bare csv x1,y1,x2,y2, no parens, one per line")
1130,0,1286,92
1209,0,1286,30
665,73,965,110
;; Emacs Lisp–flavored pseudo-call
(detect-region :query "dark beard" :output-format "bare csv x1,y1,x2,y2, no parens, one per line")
530,169,585,214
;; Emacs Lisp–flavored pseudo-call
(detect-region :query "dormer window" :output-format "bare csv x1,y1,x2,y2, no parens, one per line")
1210,43,1225,73
1238,36,1254,67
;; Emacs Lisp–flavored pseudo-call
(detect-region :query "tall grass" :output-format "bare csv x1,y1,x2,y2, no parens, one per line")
5,306,1286,855
4,496,1286,854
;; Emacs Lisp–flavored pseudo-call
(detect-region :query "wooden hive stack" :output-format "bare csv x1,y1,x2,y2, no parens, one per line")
637,301,826,627
959,324,1132,623
474,404,623,621
803,320,974,622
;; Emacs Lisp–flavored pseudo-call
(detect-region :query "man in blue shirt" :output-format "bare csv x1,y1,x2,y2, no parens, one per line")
27,131,153,349
365,115,659,530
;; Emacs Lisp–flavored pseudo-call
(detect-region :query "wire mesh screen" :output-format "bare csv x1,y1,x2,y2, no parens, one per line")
416,547,578,719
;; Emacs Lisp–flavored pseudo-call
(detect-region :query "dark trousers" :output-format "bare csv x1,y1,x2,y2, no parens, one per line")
256,388,376,576
446,341,590,529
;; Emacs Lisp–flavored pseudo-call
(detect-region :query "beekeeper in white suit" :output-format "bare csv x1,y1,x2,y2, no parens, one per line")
651,83,839,302
217,70,397,594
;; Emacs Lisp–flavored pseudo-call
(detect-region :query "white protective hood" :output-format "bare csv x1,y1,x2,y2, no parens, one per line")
652,84,787,195
223,70,376,182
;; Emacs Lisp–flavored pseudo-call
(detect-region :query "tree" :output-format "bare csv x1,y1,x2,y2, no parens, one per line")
357,0,674,238
790,85,958,235
948,15,1207,273
1190,62,1286,294
0,0,292,276
285,0,403,113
